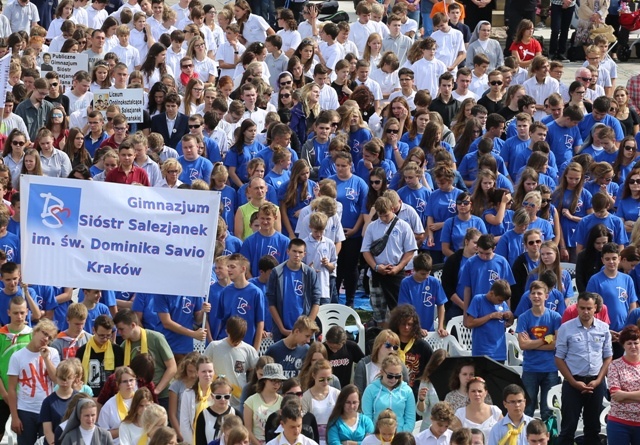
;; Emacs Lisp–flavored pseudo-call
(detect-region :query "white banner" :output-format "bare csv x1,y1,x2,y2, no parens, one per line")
48,52,89,88
94,89,145,123
0,51,11,108
21,176,220,297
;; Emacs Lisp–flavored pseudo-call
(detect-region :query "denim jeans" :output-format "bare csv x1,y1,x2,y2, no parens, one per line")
521,371,561,420
557,378,606,445
550,4,575,55
421,12,433,36
606,418,640,445
16,410,40,445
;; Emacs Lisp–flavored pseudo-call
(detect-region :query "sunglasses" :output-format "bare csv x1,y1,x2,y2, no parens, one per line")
580,77,592,82
371,180,382,185
11,141,25,146
385,372,402,380
456,200,471,206
317,377,333,382
629,179,640,185
384,342,399,350
280,93,291,98
213,394,231,400
188,124,201,129
541,199,551,204
107,117,113,121
52,114,64,118
610,108,618,112
280,80,293,86
527,239,542,245
286,391,303,397
182,64,193,68
624,145,636,151
167,169,179,174
522,201,536,207
50,82,59,87
490,80,503,86
386,129,399,134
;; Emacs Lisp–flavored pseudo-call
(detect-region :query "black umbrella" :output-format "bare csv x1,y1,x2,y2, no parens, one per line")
429,356,527,415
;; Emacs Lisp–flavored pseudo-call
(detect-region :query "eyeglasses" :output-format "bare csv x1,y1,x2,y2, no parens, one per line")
188,124,201,129
385,372,402,380
522,201,536,208
579,77,592,82
182,64,193,68
371,179,382,185
50,82,58,87
629,179,640,185
574,90,586,94
386,129,399,134
490,80,503,86
280,80,292,87
114,127,127,131
286,391,303,397
280,93,291,98
456,201,471,206
624,145,636,151
527,239,542,245
603,176,613,182
384,342,399,350
317,377,333,382
11,141,25,146
213,394,231,400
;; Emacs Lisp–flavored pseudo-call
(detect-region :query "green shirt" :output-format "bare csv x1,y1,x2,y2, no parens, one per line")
0,326,32,399
120,329,173,399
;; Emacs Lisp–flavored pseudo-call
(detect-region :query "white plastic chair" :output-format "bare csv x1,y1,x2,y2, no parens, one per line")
424,332,470,357
445,316,473,353
561,262,578,297
259,336,274,356
600,405,610,430
506,332,523,366
433,269,443,282
317,304,366,354
547,384,563,427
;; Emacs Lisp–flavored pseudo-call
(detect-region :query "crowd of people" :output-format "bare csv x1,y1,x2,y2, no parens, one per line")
0,0,639,444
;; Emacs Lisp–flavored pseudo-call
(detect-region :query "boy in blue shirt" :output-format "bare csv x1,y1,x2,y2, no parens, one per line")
575,192,628,252
155,292,209,360
240,202,290,277
545,104,583,165
207,255,230,341
0,262,40,326
0,214,20,264
80,289,111,332
502,113,532,179
398,253,447,335
217,253,265,350
248,255,278,335
177,133,214,185
465,279,513,362
516,281,561,420
586,242,638,357
265,315,318,378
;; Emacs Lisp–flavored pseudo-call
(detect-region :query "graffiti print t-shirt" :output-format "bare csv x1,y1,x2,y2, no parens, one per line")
8,346,60,413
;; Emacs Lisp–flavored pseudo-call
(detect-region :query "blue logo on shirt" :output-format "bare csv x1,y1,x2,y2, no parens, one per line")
618,287,629,303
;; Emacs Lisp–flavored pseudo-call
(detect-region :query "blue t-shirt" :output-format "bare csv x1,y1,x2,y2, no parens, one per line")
587,270,638,331
397,185,432,225
574,212,628,247
400,132,422,149
545,120,583,165
616,196,640,223
265,340,309,378
482,208,515,237
501,136,530,179
224,142,264,183
176,137,221,164
440,216,487,252
329,175,369,236
458,151,508,183
355,159,396,183
215,185,237,233
425,188,462,249
85,303,111,332
528,217,555,242
240,231,290,278
7,218,19,240
348,128,373,165
459,255,515,299
178,156,214,185
281,265,305,329
578,114,624,141
383,142,409,169
526,269,574,303
312,139,331,166
467,293,509,361
584,180,619,203
516,308,561,372
264,169,291,190
223,234,243,255
0,287,38,326
0,231,20,264
318,157,337,180
495,229,524,265
76,289,116,308
398,275,447,330
236,182,279,206
217,282,265,344
154,294,204,354
256,146,299,170
248,277,273,333
207,281,226,340
131,293,161,331
277,180,317,237
555,188,592,248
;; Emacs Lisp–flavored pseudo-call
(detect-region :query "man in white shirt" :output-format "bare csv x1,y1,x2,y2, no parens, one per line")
355,60,382,112
523,56,560,121
389,68,417,110
314,65,339,111
431,12,466,75
86,0,108,28
3,0,39,33
452,67,479,102
412,37,447,97
241,84,267,133
348,2,377,56
64,71,94,114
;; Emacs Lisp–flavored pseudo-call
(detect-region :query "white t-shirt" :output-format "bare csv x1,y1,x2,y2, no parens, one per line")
194,56,218,83
87,6,108,29
112,44,141,70
370,67,400,97
242,14,270,45
277,29,302,53
65,91,94,114
7,347,60,413
166,47,186,79
349,20,377,56
412,57,447,96
46,16,78,39
432,27,466,74
217,41,245,80
73,7,88,26
130,28,149,61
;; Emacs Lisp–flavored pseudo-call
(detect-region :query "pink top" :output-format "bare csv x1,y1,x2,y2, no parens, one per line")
608,357,640,426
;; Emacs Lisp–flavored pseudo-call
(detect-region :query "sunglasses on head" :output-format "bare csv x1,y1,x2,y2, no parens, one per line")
213,394,231,400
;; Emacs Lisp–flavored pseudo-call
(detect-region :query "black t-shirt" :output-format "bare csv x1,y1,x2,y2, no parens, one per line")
326,340,365,388
76,343,125,396
401,339,433,399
